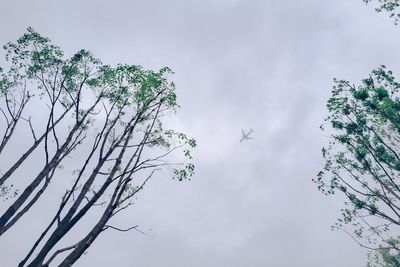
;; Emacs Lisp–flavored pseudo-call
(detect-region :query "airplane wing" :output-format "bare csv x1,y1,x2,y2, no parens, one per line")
241,129,245,135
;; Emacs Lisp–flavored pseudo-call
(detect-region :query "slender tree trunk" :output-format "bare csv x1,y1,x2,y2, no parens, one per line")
0,120,80,232
0,149,65,232
0,175,52,235
59,177,129,266
25,126,135,266
0,99,100,234
58,205,113,267
0,106,71,187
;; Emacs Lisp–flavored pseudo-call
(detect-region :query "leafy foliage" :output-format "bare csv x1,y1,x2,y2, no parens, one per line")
363,0,400,23
367,239,400,267
315,66,400,253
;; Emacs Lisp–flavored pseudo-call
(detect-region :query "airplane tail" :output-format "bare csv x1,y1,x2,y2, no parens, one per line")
250,128,254,132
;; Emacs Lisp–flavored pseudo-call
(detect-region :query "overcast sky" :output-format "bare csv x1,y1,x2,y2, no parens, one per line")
1,0,400,266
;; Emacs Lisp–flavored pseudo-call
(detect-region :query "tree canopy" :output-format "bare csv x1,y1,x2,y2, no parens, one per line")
0,28,196,266
315,66,400,262
315,2,400,265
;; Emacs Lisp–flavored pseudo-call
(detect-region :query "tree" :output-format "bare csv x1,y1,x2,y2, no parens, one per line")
0,28,196,266
316,2,400,266
315,66,400,263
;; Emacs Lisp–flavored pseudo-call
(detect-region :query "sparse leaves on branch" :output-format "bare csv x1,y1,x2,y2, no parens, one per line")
363,0,400,23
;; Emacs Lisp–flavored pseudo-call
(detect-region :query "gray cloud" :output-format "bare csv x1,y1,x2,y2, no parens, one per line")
1,0,400,266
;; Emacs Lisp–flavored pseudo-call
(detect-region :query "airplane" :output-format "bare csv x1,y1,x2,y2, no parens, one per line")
240,128,255,142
